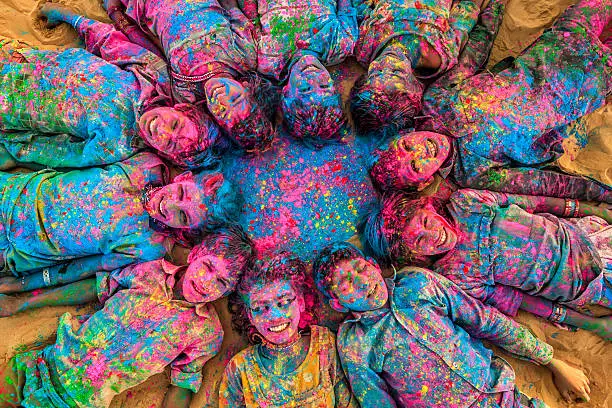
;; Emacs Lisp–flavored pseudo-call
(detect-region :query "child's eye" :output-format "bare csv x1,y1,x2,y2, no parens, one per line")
217,276,229,289
410,160,417,172
278,296,296,308
178,184,184,200
179,210,188,225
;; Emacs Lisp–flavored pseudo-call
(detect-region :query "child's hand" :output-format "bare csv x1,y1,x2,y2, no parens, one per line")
40,2,75,27
546,358,591,403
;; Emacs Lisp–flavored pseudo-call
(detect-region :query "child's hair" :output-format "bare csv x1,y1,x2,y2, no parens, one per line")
360,192,449,267
282,92,348,147
146,169,242,246
229,251,319,344
140,103,228,170
350,72,423,134
313,241,368,301
226,73,281,153
188,224,255,284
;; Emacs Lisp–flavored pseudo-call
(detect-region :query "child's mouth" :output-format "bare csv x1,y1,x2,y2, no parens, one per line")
268,322,290,333
437,228,447,246
367,284,377,298
426,139,438,157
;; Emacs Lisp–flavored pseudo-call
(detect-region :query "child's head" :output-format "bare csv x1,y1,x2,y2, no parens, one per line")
204,74,277,152
179,225,254,303
144,170,240,244
139,104,225,170
313,242,388,313
230,251,319,345
282,55,347,145
350,45,423,133
370,130,451,191
361,193,457,267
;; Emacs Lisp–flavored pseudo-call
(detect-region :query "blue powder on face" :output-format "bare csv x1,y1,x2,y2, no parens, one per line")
223,129,378,261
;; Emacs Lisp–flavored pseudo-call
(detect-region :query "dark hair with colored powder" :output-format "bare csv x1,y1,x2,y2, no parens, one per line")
360,192,449,267
188,224,255,287
282,93,348,147
350,72,423,134
313,241,369,301
145,169,242,246
225,73,281,153
229,251,319,344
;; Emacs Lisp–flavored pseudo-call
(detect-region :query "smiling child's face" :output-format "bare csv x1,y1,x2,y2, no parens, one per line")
247,279,304,345
329,257,388,312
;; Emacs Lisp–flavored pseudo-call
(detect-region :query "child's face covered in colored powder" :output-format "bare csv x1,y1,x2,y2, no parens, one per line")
139,107,203,159
247,279,305,345
329,257,388,312
365,45,421,97
181,252,236,303
285,54,339,105
205,77,252,130
373,131,451,189
399,202,458,256
145,172,222,229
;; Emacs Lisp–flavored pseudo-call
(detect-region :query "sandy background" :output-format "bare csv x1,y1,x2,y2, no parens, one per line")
0,0,611,407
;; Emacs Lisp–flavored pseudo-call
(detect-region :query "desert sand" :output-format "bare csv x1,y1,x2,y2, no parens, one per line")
0,0,610,407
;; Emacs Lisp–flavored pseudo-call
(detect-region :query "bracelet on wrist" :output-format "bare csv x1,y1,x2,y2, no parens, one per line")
548,304,567,324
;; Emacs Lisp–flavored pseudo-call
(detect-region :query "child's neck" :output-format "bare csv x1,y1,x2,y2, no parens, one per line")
172,271,186,301
258,335,310,375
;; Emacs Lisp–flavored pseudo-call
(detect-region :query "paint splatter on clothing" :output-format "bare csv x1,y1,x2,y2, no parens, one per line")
224,133,378,261
0,17,170,168
108,0,258,102
423,0,612,198
219,325,357,407
354,0,479,76
337,267,551,407
11,259,222,407
0,152,168,277
434,189,610,316
254,0,357,80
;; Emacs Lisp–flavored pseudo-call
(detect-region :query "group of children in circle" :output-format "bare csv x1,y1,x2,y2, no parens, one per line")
0,0,611,405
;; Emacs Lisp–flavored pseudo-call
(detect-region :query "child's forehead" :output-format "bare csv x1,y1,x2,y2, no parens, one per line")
248,279,295,303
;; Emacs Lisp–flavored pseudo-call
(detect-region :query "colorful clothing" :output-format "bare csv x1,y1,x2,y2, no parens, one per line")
11,259,223,407
0,152,168,278
337,267,551,407
354,0,479,76
254,0,357,80
219,325,357,407
434,189,611,316
108,0,258,102
423,0,612,198
0,17,170,168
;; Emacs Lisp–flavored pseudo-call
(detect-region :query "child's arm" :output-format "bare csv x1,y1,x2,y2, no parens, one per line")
162,386,193,408
40,3,167,72
331,347,359,407
315,0,358,66
460,166,612,204
424,0,505,106
442,0,481,65
0,279,97,317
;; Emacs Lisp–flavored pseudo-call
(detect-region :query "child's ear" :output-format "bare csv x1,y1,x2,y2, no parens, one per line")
329,298,348,313
203,173,224,195
416,177,434,191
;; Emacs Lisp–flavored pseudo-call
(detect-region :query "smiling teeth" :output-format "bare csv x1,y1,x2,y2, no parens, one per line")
269,323,290,333
426,140,438,157
439,228,447,245
367,285,376,297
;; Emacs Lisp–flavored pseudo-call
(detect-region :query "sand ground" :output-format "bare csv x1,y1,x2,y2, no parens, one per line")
0,0,611,406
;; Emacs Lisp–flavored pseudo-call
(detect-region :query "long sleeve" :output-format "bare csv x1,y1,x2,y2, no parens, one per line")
427,271,553,365
330,337,359,408
317,0,358,66
442,0,480,66
218,358,248,408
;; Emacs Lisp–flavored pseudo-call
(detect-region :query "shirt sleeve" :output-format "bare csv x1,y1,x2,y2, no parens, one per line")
218,358,248,408
96,262,140,304
328,332,359,408
313,0,358,66
170,311,223,393
336,326,398,407
443,1,480,65
428,271,553,365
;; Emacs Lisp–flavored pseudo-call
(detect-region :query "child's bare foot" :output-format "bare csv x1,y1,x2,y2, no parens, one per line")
0,294,24,317
546,358,591,403
39,2,76,27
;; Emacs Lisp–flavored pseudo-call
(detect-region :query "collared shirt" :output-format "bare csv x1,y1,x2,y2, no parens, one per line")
0,152,168,276
0,18,169,168
337,267,552,407
255,0,357,80
32,259,223,407
434,189,605,315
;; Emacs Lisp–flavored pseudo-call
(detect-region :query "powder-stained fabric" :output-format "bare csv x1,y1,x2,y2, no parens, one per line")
253,0,357,80
337,267,551,407
434,189,611,316
354,0,479,76
423,0,612,195
0,16,170,168
219,325,357,407
11,259,222,407
0,152,168,277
